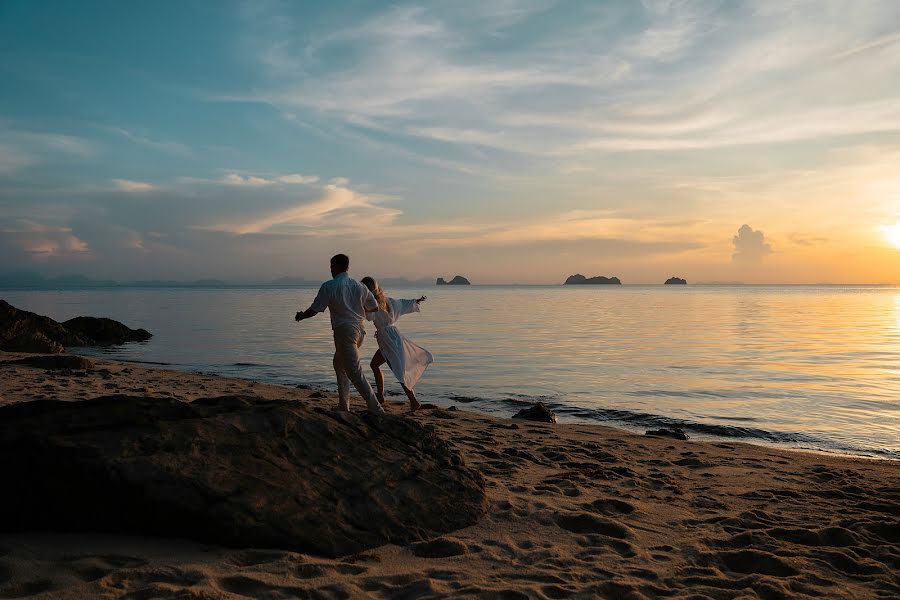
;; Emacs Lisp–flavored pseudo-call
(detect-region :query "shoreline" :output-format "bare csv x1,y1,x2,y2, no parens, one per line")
1,352,898,599
61,352,900,462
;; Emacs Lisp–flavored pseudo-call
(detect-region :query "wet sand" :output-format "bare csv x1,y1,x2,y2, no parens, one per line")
1,352,898,599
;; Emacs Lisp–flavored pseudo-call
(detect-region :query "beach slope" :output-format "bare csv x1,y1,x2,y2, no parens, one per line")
1,353,897,599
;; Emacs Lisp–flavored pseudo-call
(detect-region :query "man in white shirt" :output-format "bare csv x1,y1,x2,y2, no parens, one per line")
295,254,385,414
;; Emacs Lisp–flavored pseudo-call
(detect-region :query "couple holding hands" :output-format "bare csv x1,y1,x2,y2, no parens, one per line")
295,253,433,413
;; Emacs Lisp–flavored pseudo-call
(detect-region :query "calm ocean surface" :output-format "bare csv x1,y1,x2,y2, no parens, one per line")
4,285,899,459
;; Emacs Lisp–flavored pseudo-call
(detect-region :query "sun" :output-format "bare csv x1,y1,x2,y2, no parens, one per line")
883,223,900,249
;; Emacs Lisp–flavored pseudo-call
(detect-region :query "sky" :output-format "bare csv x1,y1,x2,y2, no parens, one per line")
1,0,900,284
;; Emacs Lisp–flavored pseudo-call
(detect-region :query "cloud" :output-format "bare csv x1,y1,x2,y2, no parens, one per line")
101,126,192,156
0,127,94,172
732,224,772,263
221,173,274,187
276,174,320,184
198,183,399,235
112,179,156,192
229,0,900,169
0,220,90,261
184,172,321,187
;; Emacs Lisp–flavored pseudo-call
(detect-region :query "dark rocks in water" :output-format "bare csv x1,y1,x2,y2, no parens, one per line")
665,277,687,285
512,402,557,424
564,274,621,285
11,355,95,370
645,427,690,441
62,316,152,345
436,275,471,285
0,395,487,557
0,300,151,353
0,299,80,352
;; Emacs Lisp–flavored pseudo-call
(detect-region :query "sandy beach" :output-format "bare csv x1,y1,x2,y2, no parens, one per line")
1,352,898,599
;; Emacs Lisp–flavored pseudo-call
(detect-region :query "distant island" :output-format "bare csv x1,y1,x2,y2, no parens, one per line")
436,276,471,285
564,274,621,285
664,277,687,285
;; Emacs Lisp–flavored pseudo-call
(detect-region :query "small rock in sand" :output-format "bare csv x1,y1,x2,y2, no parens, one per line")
512,402,557,423
645,428,690,441
12,355,95,371
410,537,468,558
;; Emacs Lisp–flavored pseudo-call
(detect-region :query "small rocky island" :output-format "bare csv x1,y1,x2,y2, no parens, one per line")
0,299,151,353
664,277,687,285
564,274,621,285
436,275,471,285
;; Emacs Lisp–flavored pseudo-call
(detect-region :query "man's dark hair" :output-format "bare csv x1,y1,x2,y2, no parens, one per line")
330,253,350,271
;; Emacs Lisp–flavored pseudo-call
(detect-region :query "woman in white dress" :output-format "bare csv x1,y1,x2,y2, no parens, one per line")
361,276,433,412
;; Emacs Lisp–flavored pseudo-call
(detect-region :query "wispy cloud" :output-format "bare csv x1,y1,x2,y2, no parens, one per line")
0,219,90,260
0,126,95,172
112,179,156,192
182,172,321,187
232,0,900,166
197,182,398,235
101,126,193,156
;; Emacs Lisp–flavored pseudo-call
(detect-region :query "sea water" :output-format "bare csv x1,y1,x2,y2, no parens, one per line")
4,285,899,459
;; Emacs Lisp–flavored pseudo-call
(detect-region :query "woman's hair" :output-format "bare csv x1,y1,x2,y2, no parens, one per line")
361,276,388,311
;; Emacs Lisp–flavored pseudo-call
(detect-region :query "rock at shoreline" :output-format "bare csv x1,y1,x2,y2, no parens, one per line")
11,355,95,370
665,277,687,285
0,300,80,352
645,427,690,441
0,395,487,557
512,402,557,423
62,316,152,345
564,274,621,285
1,332,65,354
436,275,471,285
0,299,151,353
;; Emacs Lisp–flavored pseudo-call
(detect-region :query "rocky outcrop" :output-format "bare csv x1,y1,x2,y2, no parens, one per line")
665,277,687,285
512,402,557,423
0,300,151,353
0,300,79,352
0,395,487,557
62,316,151,345
436,276,471,285
564,274,621,285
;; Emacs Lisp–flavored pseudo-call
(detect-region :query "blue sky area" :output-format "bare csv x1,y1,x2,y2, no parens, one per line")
2,1,900,283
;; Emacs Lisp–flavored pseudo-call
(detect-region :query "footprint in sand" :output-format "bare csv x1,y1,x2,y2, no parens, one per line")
218,575,308,596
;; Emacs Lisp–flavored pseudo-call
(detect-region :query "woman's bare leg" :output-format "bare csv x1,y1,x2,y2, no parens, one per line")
370,350,386,405
401,383,421,412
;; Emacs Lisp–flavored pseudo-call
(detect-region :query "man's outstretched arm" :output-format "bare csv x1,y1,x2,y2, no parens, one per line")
296,284,329,321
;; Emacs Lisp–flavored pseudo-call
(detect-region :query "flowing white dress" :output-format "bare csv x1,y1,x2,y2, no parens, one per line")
368,298,434,388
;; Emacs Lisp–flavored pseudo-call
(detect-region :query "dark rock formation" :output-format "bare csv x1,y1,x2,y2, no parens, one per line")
62,316,152,345
645,427,690,441
1,332,64,354
436,275,471,285
665,277,687,285
10,355,95,370
0,300,151,353
0,300,80,352
512,402,557,424
564,274,621,285
0,395,487,557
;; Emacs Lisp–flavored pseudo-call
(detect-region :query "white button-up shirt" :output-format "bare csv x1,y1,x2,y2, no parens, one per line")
308,272,378,330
